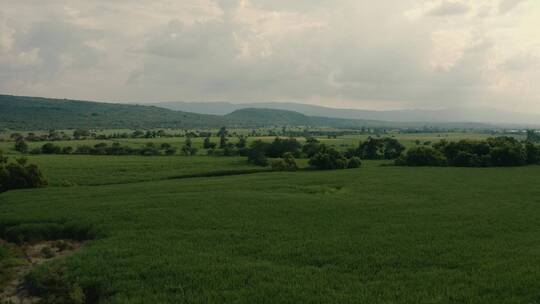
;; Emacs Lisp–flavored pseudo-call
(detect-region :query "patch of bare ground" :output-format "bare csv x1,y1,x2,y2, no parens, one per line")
0,240,82,304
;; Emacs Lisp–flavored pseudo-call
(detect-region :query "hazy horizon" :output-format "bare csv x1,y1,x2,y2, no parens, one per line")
1,1,539,113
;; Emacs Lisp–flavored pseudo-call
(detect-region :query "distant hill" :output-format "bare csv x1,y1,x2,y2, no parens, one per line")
225,108,312,126
225,108,493,130
0,94,499,131
155,101,540,125
0,95,229,130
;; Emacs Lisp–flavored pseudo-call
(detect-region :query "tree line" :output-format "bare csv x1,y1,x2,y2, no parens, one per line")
397,137,540,167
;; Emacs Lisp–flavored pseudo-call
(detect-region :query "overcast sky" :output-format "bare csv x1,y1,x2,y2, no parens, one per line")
0,0,539,112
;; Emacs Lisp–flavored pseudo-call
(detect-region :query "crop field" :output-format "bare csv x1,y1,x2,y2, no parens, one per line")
22,155,262,186
2,137,540,303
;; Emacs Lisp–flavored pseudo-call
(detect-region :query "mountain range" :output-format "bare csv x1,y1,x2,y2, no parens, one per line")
0,94,536,131
153,101,540,126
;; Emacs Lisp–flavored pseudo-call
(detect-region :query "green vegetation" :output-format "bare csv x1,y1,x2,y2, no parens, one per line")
0,242,22,287
24,155,263,186
398,137,540,167
0,154,47,193
0,94,228,130
0,94,508,131
2,163,540,302
2,129,540,303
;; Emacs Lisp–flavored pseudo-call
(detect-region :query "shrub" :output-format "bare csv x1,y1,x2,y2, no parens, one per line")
164,148,177,155
267,137,301,158
203,137,216,149
41,246,55,258
15,139,29,153
347,157,362,169
453,151,479,167
309,147,348,170
25,264,85,304
302,137,323,158
140,143,161,156
61,146,73,154
397,146,447,166
525,142,540,164
0,156,48,193
181,145,198,156
355,137,405,160
41,143,62,154
271,152,298,171
247,140,270,167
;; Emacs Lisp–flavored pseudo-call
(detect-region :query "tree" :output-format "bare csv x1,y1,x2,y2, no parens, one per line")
203,137,216,149
0,155,47,193
41,143,62,154
526,130,540,142
236,136,247,148
396,146,447,166
302,137,322,158
309,147,348,170
14,139,29,153
347,157,362,169
271,152,298,171
525,142,540,164
356,137,405,160
267,137,301,158
181,137,197,156
217,127,228,148
247,140,269,167
73,129,90,139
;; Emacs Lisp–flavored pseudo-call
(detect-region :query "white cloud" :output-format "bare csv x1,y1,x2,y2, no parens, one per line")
0,0,539,113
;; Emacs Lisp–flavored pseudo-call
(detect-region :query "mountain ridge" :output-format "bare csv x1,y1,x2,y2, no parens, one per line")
154,101,540,125
0,94,530,130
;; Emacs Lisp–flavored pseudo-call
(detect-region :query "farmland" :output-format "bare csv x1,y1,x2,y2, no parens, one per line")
1,130,540,303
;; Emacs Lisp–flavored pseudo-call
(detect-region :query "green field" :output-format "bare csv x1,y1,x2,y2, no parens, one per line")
2,148,540,302
23,155,262,186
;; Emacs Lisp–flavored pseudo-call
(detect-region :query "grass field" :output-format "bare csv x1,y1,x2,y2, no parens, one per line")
2,153,540,303
23,155,263,186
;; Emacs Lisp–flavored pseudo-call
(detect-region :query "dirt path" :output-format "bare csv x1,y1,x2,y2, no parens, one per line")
0,240,82,304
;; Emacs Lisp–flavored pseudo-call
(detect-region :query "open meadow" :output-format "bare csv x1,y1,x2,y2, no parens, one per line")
2,131,540,303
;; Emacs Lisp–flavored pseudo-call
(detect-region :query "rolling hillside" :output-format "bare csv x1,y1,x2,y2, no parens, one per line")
156,101,540,125
0,95,229,130
225,108,493,130
0,94,495,130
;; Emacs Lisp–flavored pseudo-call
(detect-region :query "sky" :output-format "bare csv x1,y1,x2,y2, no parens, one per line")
0,0,539,112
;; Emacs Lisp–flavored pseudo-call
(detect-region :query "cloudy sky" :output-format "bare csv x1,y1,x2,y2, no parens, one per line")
0,0,539,112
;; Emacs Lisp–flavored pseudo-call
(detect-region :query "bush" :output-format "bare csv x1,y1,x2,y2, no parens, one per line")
41,143,62,154
397,146,447,166
0,156,48,193
302,137,323,158
164,148,177,155
525,142,540,164
309,147,348,170
203,137,217,149
271,152,298,171
267,137,301,158
355,137,405,160
247,141,269,167
15,139,29,153
61,146,73,154
347,157,362,169
453,151,479,167
25,264,85,304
